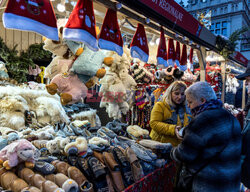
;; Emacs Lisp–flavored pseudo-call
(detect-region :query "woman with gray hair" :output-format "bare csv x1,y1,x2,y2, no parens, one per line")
172,81,242,192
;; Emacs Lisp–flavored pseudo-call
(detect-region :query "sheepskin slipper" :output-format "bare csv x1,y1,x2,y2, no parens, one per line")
21,186,41,192
139,139,173,150
127,125,149,138
0,171,18,189
41,180,64,192
64,137,88,155
0,127,17,136
10,178,29,192
88,137,109,146
54,173,78,192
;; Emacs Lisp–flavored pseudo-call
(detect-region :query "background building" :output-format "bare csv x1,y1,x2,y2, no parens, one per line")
183,0,250,60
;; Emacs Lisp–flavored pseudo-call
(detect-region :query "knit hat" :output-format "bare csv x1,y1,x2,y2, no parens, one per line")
157,28,168,67
63,0,98,51
180,44,187,71
167,38,175,67
3,0,58,41
175,41,181,67
98,8,123,56
130,23,149,63
132,63,145,82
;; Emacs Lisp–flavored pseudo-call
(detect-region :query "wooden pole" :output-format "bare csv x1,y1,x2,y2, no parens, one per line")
197,46,206,81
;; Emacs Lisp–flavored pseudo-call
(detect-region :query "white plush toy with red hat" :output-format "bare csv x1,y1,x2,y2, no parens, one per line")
43,19,76,80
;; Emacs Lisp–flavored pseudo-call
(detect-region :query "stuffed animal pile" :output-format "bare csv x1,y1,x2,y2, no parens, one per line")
43,22,114,105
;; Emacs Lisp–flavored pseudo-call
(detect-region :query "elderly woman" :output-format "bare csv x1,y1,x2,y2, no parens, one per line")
150,81,192,146
171,82,242,192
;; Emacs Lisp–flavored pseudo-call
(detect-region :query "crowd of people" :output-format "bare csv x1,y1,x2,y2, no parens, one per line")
149,65,250,192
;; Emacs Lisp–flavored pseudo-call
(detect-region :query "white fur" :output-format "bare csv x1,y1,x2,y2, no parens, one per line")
88,137,109,146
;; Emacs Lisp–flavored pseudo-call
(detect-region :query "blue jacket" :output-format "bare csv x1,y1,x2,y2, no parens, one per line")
242,110,250,188
172,108,242,192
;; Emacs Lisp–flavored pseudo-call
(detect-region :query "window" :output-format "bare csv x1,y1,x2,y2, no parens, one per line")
210,21,228,37
222,21,227,28
210,23,215,30
216,22,220,28
222,28,227,36
224,6,228,13
220,7,223,13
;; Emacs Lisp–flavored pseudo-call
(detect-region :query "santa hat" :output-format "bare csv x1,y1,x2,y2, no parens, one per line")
130,23,149,63
63,0,98,51
175,41,181,68
157,28,168,67
167,39,175,67
3,0,58,41
180,44,187,71
98,8,123,56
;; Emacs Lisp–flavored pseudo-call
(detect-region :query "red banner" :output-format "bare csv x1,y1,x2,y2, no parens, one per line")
232,51,248,66
138,0,203,37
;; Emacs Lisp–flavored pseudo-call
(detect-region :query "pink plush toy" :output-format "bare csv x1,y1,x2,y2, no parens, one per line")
0,139,40,170
46,72,88,105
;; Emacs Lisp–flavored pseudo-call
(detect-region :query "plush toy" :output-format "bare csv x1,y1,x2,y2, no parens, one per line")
99,52,137,119
43,19,76,80
0,132,19,150
0,61,9,80
46,72,89,105
0,139,40,170
66,40,114,84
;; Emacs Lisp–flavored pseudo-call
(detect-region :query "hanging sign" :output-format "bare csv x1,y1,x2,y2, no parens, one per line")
138,0,203,37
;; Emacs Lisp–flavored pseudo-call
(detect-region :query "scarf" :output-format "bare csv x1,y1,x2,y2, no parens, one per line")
191,99,223,117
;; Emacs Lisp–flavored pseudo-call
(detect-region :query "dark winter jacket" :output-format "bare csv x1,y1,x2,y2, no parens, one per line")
242,109,250,188
172,107,242,192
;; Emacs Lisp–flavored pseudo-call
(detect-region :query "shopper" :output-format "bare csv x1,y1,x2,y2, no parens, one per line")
150,81,192,146
236,65,250,189
171,81,242,192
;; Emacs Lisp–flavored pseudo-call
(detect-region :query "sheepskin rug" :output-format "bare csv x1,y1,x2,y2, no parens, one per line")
0,86,69,130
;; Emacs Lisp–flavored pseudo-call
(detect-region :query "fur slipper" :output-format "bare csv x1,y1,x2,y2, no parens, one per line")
88,137,109,146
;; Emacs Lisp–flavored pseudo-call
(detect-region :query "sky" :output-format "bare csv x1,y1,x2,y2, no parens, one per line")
175,0,189,6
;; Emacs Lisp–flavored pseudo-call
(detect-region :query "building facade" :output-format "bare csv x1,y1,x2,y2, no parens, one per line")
184,0,250,60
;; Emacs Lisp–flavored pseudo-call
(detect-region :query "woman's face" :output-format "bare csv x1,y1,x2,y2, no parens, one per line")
171,87,186,105
186,94,203,110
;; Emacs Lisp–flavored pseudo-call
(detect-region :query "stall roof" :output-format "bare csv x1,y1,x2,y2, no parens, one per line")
115,0,217,50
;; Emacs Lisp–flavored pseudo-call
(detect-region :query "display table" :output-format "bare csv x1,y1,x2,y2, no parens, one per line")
123,162,176,192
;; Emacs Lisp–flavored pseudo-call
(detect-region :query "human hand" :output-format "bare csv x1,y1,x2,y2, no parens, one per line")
175,126,183,140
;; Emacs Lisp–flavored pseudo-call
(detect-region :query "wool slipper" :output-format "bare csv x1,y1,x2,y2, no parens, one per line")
76,157,91,180
0,171,18,190
125,147,144,182
54,173,78,192
88,137,109,146
21,186,41,192
67,166,87,186
18,168,35,184
112,147,134,187
103,152,125,192
34,161,55,175
88,157,106,180
41,180,64,192
31,174,46,189
10,178,29,192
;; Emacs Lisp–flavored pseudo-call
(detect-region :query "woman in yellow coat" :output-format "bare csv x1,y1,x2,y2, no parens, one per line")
150,81,192,146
